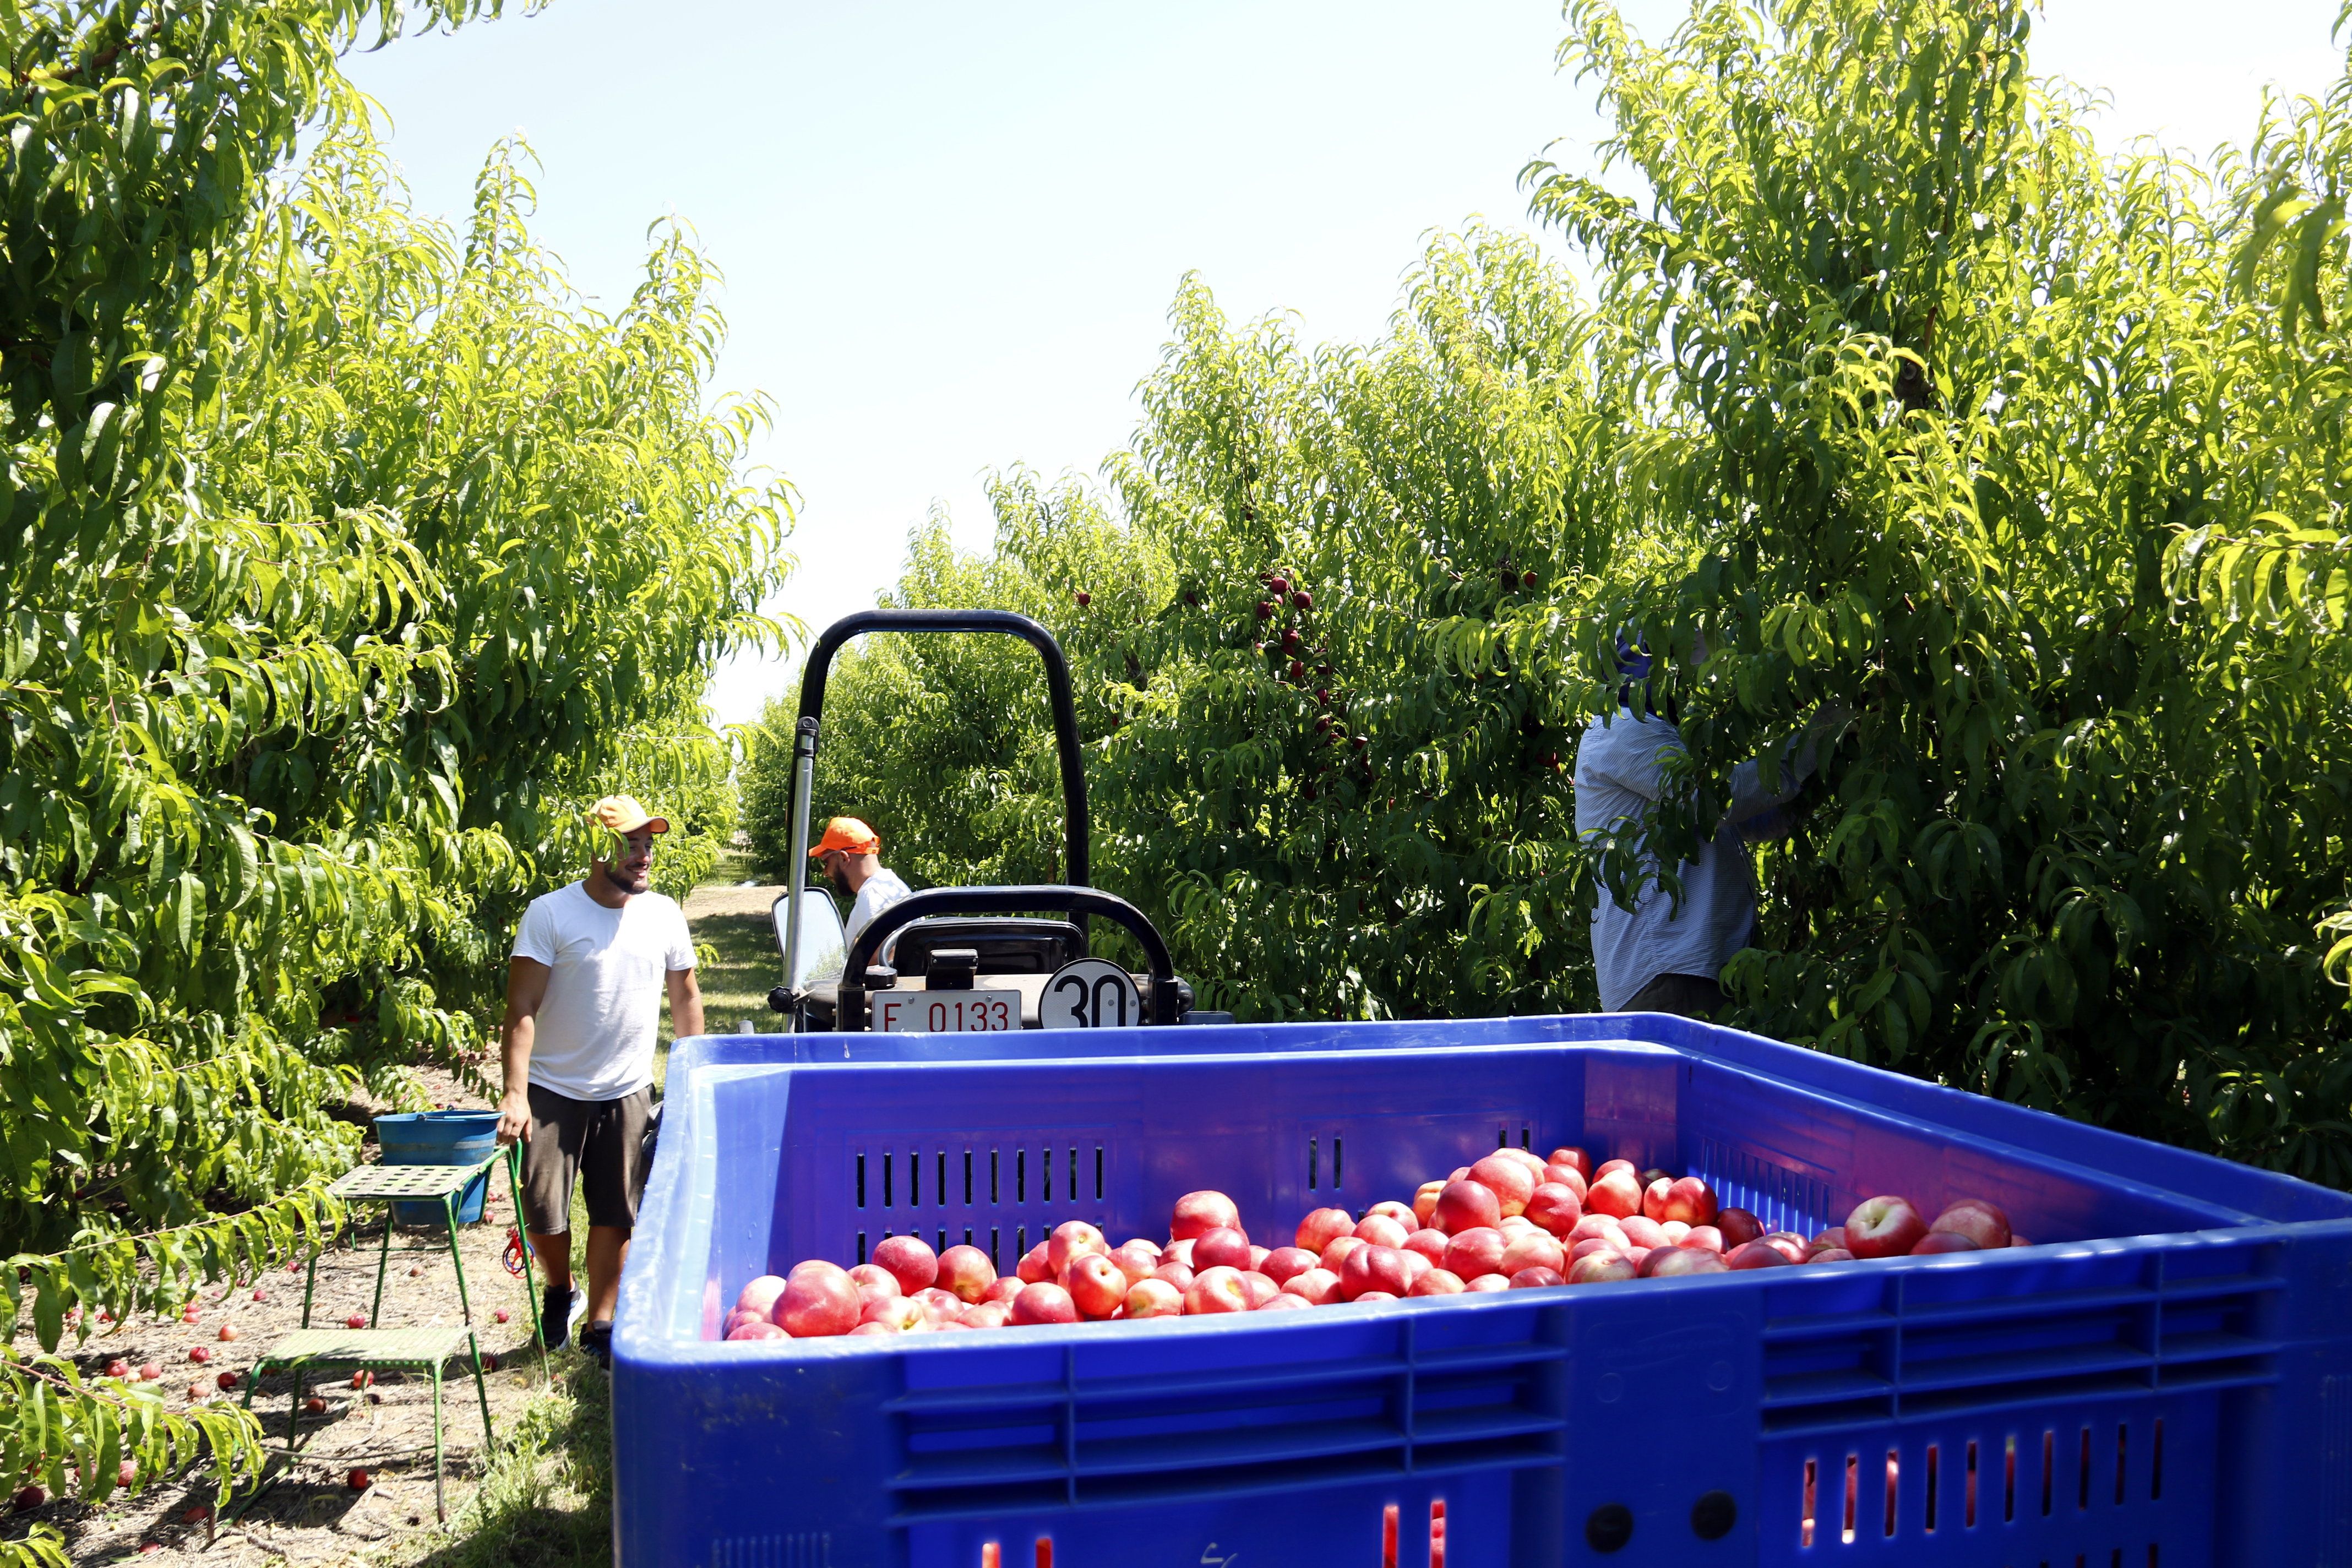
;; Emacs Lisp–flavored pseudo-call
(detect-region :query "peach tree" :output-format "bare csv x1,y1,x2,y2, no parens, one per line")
0,0,788,1533
1528,0,2352,1183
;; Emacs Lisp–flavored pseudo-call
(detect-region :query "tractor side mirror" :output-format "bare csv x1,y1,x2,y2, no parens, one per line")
773,886,848,990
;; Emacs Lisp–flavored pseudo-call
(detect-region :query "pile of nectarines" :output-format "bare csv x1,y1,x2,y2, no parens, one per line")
717,1150,2022,1341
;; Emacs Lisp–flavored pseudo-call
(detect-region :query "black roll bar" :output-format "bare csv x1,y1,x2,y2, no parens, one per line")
796,610,1090,889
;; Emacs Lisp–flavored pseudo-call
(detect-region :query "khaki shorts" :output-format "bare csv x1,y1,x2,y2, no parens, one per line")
520,1084,653,1234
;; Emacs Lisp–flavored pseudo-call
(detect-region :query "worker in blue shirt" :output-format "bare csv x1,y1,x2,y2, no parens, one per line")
1575,639,1842,1017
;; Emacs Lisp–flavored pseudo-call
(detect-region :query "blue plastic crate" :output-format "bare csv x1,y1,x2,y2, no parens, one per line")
613,1015,2352,1567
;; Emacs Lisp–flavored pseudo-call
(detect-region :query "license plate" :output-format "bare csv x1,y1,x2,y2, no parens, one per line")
874,989,1022,1033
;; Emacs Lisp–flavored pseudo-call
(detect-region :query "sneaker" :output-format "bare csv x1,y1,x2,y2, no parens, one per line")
580,1320,614,1370
541,1283,578,1351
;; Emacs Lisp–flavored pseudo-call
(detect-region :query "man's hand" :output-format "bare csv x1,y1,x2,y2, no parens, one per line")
497,1090,533,1147
498,957,550,1147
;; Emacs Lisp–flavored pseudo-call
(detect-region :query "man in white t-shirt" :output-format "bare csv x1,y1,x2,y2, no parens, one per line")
809,815,911,956
497,795,701,1365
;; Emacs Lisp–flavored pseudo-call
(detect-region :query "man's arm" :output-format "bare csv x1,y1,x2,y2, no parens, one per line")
1724,704,1851,837
497,957,551,1145
667,965,704,1041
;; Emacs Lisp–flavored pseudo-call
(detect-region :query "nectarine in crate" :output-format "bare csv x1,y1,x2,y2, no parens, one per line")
612,1015,2352,1567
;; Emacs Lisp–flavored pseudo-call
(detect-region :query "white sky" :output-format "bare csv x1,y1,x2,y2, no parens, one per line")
337,1,2345,728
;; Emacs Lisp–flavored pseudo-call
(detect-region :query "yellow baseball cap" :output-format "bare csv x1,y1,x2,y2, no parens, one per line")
809,816,880,857
589,795,670,837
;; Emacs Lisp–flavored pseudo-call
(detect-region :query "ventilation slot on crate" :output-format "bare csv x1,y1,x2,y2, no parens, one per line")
1773,1407,2195,1556
1305,1134,1347,1193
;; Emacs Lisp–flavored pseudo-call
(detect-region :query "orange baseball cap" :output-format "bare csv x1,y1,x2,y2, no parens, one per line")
589,795,669,836
809,816,880,857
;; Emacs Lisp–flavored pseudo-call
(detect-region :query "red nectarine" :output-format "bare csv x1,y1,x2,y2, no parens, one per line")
1281,1268,1343,1305
1586,1168,1644,1218
1008,1282,1078,1325
1468,1154,1537,1218
1124,1279,1183,1318
1402,1228,1450,1266
1566,1253,1637,1284
1340,1244,1412,1299
1183,1266,1251,1314
1434,1179,1502,1235
872,1235,938,1295
1065,1254,1128,1317
1171,1191,1240,1242
1910,1231,1981,1256
1048,1221,1108,1273
1193,1226,1254,1272
1260,1246,1319,1286
777,1266,861,1337
1930,1199,2011,1250
1441,1227,1506,1280
1295,1207,1355,1253
1636,1245,1728,1278
1714,1207,1764,1248
734,1275,788,1319
1724,1240,1792,1270
1525,1183,1583,1236
1844,1197,1929,1259
1498,1232,1565,1277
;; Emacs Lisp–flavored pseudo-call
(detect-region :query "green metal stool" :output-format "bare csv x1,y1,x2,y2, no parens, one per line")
243,1325,490,1521
244,1145,546,1519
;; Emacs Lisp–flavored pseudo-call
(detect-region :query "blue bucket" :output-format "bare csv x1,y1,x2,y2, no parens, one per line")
373,1110,501,1225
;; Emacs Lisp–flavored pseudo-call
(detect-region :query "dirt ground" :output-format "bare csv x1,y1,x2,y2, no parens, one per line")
9,1064,559,1567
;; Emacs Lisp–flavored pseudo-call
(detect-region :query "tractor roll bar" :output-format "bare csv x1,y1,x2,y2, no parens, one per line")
837,886,1181,1029
781,610,1091,1026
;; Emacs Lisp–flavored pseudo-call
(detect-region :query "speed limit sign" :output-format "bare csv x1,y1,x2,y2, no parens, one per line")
1040,957,1144,1030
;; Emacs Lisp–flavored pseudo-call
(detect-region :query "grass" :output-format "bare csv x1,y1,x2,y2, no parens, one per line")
382,1353,612,1568
691,908,790,1037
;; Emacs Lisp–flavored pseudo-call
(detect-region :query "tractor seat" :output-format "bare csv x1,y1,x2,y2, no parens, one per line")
879,917,1085,977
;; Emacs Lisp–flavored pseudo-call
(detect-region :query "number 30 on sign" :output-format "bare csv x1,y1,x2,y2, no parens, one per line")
1041,958,1144,1030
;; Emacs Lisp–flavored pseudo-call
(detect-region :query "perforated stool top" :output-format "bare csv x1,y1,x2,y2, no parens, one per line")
328,1159,499,1202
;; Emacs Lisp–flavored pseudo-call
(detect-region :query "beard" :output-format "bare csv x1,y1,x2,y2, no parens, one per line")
826,863,851,895
601,861,650,896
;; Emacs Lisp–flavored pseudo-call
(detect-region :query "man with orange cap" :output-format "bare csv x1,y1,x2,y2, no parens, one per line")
497,795,701,1367
810,816,911,954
